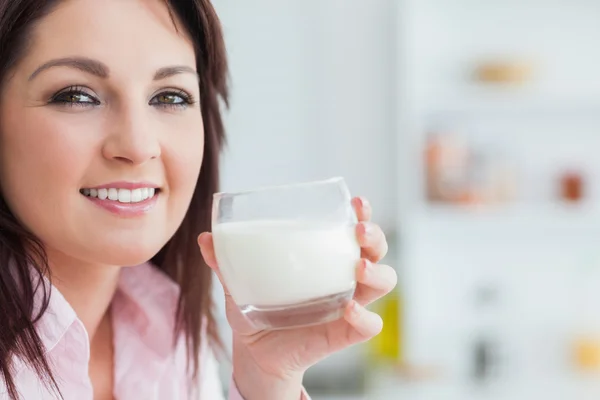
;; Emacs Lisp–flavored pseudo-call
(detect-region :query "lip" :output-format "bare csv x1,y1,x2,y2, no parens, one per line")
84,194,159,217
85,181,160,190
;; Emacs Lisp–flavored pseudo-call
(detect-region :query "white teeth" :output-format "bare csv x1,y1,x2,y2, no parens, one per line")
118,189,131,203
131,189,142,203
108,188,118,201
82,187,158,203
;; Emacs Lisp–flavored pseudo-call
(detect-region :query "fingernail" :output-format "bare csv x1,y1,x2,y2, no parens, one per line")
360,197,369,209
360,222,371,237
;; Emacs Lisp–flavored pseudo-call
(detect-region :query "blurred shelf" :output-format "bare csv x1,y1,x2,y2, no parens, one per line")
366,380,600,400
365,369,600,400
406,203,600,238
416,89,600,120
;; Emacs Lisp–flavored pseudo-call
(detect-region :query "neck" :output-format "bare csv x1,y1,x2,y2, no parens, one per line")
46,249,121,340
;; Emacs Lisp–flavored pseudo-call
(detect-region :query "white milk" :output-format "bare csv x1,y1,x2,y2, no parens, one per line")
212,220,360,307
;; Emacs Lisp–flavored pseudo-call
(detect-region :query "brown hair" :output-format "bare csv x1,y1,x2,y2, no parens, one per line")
0,1,228,399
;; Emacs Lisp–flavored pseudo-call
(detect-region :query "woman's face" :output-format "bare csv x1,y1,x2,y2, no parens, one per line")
0,0,204,267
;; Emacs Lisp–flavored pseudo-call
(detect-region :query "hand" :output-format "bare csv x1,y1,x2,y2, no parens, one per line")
198,197,397,400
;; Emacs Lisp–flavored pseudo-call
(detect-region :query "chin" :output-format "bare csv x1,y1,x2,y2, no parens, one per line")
86,235,170,267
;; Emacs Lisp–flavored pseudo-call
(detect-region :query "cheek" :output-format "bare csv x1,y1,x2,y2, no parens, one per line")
0,110,96,230
165,124,205,200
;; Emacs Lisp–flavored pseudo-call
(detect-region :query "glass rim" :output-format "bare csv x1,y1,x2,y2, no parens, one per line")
213,176,346,199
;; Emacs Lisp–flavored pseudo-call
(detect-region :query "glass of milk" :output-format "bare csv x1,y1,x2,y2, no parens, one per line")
212,177,360,330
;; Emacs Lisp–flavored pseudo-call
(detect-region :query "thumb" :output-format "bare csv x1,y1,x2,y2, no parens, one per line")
198,232,218,270
198,233,255,333
198,232,231,297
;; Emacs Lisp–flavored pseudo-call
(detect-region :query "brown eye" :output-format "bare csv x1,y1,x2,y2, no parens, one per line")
50,87,99,107
59,93,94,103
157,93,183,104
150,90,194,110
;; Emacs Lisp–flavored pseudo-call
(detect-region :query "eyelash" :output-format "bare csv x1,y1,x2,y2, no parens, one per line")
48,86,197,110
149,89,196,109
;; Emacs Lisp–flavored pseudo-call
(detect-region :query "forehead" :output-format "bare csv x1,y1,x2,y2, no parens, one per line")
20,0,196,77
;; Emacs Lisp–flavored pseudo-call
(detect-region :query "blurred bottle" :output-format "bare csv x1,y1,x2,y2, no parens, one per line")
573,337,600,372
425,127,518,206
473,337,497,382
425,129,470,203
472,59,535,86
368,290,402,364
559,170,584,203
571,257,600,374
470,285,505,386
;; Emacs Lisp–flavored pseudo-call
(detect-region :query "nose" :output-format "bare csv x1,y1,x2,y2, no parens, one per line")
102,104,161,165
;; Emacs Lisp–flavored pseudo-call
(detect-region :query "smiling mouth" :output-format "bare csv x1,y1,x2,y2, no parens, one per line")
79,187,160,203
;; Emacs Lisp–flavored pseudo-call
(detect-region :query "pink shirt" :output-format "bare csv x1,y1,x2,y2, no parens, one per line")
2,263,309,399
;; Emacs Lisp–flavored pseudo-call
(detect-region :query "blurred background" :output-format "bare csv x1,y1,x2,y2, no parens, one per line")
211,1,600,399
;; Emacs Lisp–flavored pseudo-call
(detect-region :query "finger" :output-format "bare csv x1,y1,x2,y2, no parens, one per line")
282,303,383,367
343,300,383,344
352,197,372,222
354,260,398,306
357,222,388,262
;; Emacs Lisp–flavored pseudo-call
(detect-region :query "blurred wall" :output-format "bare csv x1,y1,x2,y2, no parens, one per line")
213,0,398,232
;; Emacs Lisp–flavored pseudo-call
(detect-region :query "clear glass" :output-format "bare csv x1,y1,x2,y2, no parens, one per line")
212,177,359,330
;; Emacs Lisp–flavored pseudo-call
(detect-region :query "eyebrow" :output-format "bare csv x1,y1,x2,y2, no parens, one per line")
28,57,199,82
154,66,199,82
28,57,108,81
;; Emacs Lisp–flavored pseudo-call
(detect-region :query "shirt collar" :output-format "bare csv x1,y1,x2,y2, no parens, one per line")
112,262,181,358
34,262,180,358
33,270,78,354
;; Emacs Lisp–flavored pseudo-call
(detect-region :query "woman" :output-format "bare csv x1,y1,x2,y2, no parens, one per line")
0,0,397,399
